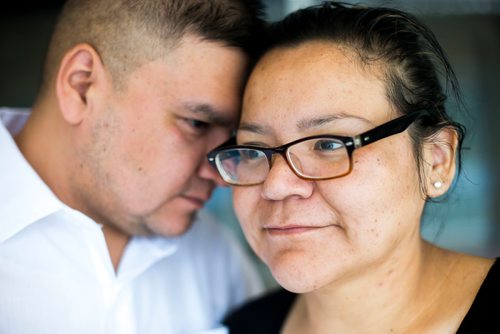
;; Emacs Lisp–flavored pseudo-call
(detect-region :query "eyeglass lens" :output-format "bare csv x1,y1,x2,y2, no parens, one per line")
215,137,350,185
288,138,350,179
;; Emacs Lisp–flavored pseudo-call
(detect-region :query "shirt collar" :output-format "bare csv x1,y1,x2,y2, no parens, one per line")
0,108,64,242
117,235,180,281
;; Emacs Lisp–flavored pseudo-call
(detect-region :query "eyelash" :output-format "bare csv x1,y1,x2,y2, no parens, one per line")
182,118,210,133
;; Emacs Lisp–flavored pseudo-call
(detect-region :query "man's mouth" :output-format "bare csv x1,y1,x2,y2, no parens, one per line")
180,194,209,208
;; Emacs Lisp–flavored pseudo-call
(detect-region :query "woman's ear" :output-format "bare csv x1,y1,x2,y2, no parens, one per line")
55,44,105,125
423,127,459,198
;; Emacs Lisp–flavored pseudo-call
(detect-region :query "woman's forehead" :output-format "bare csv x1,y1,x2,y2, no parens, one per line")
242,41,391,129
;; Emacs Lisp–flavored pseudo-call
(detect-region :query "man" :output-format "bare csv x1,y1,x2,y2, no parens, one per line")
0,0,265,333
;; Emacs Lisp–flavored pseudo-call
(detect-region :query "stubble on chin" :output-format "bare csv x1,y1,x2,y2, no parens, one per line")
138,210,200,238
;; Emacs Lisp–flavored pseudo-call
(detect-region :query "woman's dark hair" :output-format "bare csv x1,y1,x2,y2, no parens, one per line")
259,1,466,195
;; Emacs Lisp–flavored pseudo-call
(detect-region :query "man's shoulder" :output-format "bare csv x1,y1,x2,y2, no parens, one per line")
0,107,65,243
161,210,264,317
170,210,247,274
181,210,239,250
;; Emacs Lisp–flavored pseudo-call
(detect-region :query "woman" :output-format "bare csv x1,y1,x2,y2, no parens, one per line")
208,2,498,333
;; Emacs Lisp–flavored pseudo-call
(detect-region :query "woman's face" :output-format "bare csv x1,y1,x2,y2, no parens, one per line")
233,41,427,293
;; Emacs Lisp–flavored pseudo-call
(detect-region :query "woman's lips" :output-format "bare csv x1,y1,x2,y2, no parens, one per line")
263,224,335,236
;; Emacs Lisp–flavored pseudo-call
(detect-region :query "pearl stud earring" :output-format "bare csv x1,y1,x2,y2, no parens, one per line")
433,181,443,189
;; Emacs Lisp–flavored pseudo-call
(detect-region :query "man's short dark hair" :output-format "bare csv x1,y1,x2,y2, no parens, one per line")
40,0,265,92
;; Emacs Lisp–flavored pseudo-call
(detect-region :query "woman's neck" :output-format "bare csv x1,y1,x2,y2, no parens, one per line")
283,243,490,334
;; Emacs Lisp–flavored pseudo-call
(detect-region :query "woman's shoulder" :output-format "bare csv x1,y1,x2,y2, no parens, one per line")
456,257,500,333
224,288,297,334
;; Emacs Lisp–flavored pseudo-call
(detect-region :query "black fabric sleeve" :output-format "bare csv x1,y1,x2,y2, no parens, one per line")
456,258,500,333
223,288,297,334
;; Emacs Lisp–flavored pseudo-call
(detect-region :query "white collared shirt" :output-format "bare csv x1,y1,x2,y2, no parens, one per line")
0,108,263,334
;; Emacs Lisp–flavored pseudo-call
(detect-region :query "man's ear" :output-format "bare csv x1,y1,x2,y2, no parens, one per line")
423,127,459,198
55,44,106,125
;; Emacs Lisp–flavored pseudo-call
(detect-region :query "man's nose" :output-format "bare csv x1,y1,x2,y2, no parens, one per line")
199,151,229,187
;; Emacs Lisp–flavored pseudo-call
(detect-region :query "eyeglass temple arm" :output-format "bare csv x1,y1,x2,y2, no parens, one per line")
354,110,429,148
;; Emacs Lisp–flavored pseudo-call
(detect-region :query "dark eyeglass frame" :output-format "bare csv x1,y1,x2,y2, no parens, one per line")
207,109,430,185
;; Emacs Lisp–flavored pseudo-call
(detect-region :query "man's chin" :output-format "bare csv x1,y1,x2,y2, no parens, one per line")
148,211,199,237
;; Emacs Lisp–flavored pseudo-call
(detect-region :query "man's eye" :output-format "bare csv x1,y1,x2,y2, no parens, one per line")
185,118,209,130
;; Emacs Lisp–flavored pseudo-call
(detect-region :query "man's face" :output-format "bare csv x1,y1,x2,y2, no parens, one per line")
74,35,247,237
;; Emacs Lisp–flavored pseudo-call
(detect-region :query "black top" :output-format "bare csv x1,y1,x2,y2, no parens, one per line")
224,259,499,333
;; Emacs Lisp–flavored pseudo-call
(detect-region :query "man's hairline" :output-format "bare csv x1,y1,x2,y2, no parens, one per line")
109,30,247,91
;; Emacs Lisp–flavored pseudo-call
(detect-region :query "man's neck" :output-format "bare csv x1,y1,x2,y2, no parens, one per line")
101,224,130,273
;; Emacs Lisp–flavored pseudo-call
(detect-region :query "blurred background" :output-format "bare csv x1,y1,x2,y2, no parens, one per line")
1,0,499,288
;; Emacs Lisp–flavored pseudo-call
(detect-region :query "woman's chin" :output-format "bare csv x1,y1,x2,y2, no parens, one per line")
268,256,327,293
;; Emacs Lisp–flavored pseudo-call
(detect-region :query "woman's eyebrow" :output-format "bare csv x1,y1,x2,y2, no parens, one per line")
238,114,373,136
296,113,373,131
238,121,274,136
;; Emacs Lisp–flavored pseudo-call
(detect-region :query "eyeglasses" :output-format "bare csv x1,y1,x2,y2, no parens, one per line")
207,110,429,186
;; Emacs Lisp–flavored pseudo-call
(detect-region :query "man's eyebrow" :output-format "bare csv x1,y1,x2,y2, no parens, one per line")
296,113,372,131
183,103,234,127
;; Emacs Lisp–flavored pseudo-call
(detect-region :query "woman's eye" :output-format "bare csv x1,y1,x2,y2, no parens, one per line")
314,139,343,151
241,149,263,160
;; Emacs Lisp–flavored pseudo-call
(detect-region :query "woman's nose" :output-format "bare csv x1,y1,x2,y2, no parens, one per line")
261,155,313,201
